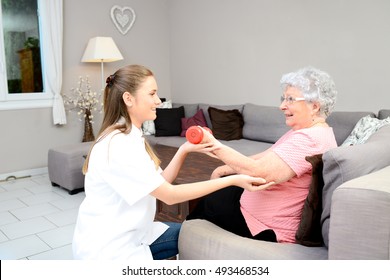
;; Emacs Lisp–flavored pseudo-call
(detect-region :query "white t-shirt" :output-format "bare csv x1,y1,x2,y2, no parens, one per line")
72,125,168,260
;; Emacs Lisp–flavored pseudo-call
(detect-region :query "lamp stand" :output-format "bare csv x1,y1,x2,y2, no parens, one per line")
100,59,104,90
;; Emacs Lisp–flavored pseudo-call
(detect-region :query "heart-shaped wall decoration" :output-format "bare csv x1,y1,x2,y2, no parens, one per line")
110,5,136,35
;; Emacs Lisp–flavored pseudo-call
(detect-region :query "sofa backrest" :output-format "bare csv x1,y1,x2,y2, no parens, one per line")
173,102,381,147
321,125,390,247
172,103,199,118
241,104,376,146
242,103,289,143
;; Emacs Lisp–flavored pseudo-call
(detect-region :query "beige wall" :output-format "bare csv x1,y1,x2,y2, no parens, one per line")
0,0,171,176
1,0,390,177
169,0,390,112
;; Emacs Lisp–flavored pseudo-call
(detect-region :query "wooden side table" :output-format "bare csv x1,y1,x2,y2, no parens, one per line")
152,144,223,222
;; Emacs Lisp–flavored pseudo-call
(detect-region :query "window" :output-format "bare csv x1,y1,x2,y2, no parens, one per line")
2,0,43,95
0,0,63,114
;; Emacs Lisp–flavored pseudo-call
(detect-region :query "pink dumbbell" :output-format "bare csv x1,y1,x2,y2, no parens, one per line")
186,126,212,144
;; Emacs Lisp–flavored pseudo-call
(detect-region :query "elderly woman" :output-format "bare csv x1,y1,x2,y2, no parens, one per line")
187,66,338,243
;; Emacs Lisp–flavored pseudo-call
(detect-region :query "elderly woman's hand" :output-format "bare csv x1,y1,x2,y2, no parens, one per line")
210,165,235,179
199,127,224,154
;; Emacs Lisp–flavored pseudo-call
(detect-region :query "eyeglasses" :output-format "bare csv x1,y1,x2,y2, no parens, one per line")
280,96,306,104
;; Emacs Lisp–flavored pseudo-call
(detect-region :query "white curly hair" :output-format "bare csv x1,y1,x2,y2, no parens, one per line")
280,66,337,117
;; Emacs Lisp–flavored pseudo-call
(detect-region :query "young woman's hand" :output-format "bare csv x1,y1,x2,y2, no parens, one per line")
179,141,215,154
231,174,275,191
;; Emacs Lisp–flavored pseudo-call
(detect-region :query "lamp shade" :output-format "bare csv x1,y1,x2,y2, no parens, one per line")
81,37,123,62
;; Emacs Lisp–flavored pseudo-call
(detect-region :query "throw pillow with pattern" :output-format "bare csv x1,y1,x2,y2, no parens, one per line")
341,115,390,146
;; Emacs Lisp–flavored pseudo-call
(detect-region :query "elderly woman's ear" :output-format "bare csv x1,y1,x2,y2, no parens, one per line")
311,101,321,115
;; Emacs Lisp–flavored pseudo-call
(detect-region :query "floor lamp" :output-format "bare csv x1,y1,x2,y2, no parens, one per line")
81,37,123,90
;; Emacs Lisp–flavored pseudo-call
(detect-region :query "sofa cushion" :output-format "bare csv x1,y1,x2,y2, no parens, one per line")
173,103,199,118
242,103,289,143
178,219,328,259
199,103,244,129
329,166,390,259
154,106,184,136
296,154,324,247
180,109,208,137
208,107,244,140
378,109,390,120
341,115,390,146
326,111,376,146
321,125,390,248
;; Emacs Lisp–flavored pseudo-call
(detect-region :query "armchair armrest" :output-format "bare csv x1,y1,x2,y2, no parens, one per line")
328,166,390,259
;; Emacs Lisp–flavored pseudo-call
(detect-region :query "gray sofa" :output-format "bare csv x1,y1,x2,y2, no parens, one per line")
145,103,390,260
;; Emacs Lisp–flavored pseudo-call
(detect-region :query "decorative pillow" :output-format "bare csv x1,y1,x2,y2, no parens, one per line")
142,100,172,135
142,120,156,136
199,104,244,128
154,106,184,136
326,111,375,146
208,107,244,141
341,115,390,146
295,154,324,247
180,109,208,137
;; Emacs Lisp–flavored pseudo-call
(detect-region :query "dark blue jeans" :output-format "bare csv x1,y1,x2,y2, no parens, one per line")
150,222,181,260
187,186,277,242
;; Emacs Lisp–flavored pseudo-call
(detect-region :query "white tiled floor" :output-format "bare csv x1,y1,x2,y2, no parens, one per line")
0,173,84,260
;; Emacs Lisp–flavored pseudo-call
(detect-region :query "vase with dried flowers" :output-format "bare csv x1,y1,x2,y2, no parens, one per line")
64,76,102,142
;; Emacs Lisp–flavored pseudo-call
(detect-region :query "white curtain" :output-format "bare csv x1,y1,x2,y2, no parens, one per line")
39,0,67,125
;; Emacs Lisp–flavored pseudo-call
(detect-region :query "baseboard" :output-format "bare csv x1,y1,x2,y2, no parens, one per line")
0,167,48,182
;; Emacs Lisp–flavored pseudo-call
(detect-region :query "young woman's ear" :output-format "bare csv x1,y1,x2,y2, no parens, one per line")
122,92,133,107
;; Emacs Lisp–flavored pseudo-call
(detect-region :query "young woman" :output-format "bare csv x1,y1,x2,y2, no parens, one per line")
72,64,270,260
